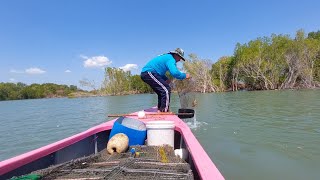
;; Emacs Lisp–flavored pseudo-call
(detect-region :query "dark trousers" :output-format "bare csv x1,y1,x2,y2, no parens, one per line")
141,72,171,112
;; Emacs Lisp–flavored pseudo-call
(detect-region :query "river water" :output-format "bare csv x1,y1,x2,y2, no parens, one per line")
0,90,319,180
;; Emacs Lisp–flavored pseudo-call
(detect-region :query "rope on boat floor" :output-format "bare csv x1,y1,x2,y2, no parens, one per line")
60,167,190,176
55,178,102,180
32,146,194,180
102,158,192,180
104,157,136,179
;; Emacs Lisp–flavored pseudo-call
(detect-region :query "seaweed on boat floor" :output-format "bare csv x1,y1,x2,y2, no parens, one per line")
28,145,194,180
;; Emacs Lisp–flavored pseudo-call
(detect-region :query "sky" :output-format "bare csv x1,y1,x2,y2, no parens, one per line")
1,0,320,89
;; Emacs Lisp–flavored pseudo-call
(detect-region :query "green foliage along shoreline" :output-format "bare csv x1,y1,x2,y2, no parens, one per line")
0,82,81,101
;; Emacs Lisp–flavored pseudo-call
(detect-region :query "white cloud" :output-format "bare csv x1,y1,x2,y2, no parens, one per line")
9,78,15,82
10,68,46,74
25,68,46,74
65,70,71,73
82,55,112,68
79,54,88,59
10,69,24,74
119,64,138,72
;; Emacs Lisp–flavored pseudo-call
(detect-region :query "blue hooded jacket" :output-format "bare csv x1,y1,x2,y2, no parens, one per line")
141,53,186,80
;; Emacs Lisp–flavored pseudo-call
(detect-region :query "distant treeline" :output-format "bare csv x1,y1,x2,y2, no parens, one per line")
102,29,320,95
0,82,79,101
102,68,153,95
209,29,320,91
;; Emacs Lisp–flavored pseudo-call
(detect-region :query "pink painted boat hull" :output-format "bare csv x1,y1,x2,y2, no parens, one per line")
0,107,224,180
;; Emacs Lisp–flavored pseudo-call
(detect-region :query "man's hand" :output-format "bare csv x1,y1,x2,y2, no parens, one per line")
186,74,191,79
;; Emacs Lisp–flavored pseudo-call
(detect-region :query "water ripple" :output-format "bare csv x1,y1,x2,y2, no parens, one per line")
1,91,320,180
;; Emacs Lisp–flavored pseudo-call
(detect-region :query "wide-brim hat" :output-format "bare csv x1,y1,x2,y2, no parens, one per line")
169,48,186,61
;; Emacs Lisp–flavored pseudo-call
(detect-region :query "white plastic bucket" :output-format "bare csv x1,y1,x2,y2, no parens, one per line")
146,121,175,147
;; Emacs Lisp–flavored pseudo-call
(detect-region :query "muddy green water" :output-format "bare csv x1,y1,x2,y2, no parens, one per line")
1,90,319,180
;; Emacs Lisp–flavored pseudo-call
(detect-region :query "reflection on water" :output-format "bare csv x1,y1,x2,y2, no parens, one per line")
0,90,319,180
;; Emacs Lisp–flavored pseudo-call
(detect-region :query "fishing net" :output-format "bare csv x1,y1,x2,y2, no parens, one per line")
31,145,194,180
173,79,197,109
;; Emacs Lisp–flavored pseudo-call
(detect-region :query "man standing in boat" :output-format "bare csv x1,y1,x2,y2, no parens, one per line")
141,48,190,113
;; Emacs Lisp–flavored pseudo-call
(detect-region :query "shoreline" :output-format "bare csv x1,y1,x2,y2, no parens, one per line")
1,88,319,102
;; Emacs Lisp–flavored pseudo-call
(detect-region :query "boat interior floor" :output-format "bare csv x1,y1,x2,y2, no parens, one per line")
26,145,194,180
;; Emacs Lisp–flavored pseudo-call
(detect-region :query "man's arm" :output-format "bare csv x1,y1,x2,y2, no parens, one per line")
166,58,186,80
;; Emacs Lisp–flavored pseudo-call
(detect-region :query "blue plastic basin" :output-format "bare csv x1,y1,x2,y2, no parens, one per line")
109,117,147,146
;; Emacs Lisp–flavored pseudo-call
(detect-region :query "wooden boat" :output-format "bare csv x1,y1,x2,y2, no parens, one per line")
0,107,224,180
